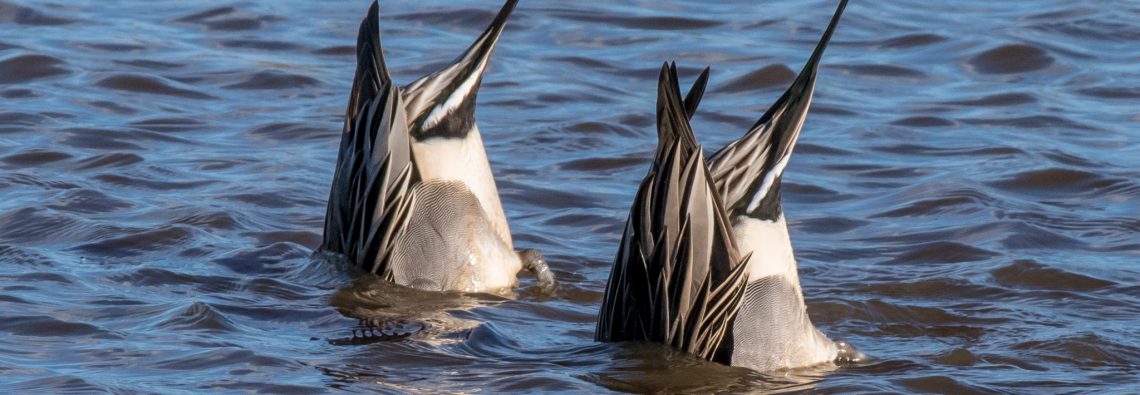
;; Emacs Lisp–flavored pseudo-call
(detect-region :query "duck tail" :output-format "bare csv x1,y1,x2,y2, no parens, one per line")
323,1,416,278
707,0,847,220
597,64,749,363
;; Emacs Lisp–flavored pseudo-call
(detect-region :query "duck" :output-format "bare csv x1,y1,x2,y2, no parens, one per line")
321,0,553,293
596,0,860,372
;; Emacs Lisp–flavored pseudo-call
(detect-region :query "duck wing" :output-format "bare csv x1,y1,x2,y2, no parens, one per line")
323,1,417,279
596,63,750,363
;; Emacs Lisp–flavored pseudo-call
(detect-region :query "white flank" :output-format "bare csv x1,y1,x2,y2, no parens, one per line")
733,214,800,284
410,125,513,248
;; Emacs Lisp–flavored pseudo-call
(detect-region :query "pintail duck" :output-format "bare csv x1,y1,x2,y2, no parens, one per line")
596,0,860,372
321,0,553,293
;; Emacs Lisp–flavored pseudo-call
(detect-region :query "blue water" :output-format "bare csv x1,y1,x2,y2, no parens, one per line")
2,0,1139,392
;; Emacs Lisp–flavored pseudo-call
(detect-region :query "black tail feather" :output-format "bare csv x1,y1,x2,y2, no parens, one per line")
597,65,749,363
404,0,520,139
707,0,847,220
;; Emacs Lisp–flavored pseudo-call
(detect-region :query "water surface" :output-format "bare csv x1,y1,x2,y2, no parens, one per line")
2,0,1139,392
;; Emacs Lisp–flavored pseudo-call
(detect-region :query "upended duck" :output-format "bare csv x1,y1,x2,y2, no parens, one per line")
321,0,553,293
596,0,861,372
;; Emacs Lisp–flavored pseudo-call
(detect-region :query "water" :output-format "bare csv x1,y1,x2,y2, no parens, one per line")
2,0,1138,392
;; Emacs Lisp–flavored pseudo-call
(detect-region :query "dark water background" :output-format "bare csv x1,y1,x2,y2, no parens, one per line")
2,0,1139,392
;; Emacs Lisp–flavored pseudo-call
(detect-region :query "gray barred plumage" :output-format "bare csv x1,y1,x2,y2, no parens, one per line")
321,0,553,293
598,0,858,372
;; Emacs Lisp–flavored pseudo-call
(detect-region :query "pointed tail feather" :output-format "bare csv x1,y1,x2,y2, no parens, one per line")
403,0,520,139
707,0,847,220
323,1,416,277
344,1,391,130
683,67,711,120
597,66,750,363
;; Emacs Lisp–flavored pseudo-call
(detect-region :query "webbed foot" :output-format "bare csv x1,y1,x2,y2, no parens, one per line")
518,248,556,292
834,340,867,365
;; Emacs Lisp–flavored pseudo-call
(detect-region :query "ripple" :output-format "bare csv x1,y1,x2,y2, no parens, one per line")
895,376,992,394
312,45,354,57
869,143,1024,157
0,88,36,99
991,260,1114,291
987,168,1124,195
94,173,216,190
999,223,1084,250
392,8,499,28
871,33,949,49
223,71,321,90
4,376,107,393
542,212,614,229
872,196,983,218
73,225,194,258
0,2,76,25
222,192,313,209
0,315,117,338
967,44,1055,74
794,216,867,234
0,149,72,166
0,207,83,244
559,156,644,172
1029,17,1140,43
106,268,238,293
84,99,140,115
96,74,216,99
783,183,858,203
1013,333,1140,368
59,128,145,151
0,54,69,84
885,241,999,264
71,153,145,170
156,301,239,332
151,348,294,371
552,12,721,31
174,6,282,31
129,117,209,133
213,242,312,274
244,231,321,248
890,116,956,127
114,58,184,70
1075,86,1140,100
855,278,1006,300
44,188,134,214
564,121,638,136
0,112,48,130
509,184,604,210
714,64,795,94
836,64,927,80
247,122,329,141
217,39,304,51
961,115,1096,131
942,92,1037,106
76,42,147,52
0,244,53,266
173,211,240,231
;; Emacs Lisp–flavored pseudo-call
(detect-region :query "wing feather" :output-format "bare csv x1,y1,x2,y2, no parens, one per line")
707,0,847,219
596,64,750,363
322,1,416,277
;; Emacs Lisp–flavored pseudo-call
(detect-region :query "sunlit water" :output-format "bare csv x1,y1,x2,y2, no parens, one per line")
2,0,1138,392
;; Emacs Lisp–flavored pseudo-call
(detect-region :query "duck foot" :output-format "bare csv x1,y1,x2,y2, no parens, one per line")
518,248,556,292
